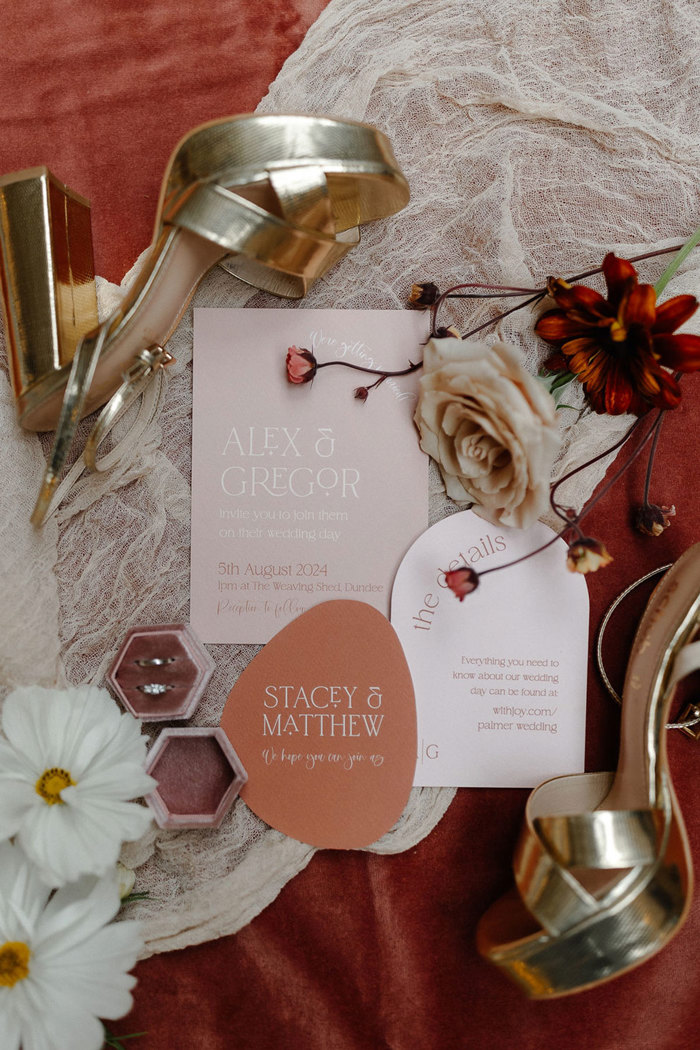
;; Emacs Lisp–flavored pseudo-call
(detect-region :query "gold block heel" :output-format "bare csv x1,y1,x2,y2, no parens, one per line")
0,167,98,429
477,544,700,997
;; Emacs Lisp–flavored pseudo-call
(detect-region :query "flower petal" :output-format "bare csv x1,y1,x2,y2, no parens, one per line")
36,873,120,952
0,779,37,841
603,252,638,307
535,310,594,343
0,845,141,1050
551,282,608,315
650,368,682,410
560,336,603,362
1,688,57,770
0,1010,22,1050
563,340,608,389
603,360,636,415
652,294,699,334
653,333,700,371
624,283,656,328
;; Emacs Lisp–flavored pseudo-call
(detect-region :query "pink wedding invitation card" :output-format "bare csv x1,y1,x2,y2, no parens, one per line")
191,308,429,643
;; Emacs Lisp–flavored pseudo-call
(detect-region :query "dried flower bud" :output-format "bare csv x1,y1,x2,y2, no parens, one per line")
408,282,440,309
566,537,613,575
354,386,369,402
545,276,571,299
433,325,462,339
116,861,136,900
286,345,317,384
444,566,479,600
634,503,675,537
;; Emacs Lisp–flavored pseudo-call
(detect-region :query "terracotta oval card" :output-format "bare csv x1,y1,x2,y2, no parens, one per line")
220,600,417,848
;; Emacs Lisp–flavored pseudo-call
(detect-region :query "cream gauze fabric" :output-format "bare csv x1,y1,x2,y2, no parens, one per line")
1,0,699,957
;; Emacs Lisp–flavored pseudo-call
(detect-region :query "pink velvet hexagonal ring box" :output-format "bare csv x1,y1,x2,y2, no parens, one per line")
145,727,248,830
107,624,214,721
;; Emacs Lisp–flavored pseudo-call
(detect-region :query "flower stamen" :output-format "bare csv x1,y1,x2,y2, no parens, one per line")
35,767,75,805
0,941,31,987
609,319,627,342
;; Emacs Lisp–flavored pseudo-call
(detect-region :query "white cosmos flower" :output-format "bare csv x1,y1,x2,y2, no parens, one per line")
0,686,156,887
0,841,142,1050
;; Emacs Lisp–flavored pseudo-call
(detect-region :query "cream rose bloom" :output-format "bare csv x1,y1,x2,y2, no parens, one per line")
414,337,560,528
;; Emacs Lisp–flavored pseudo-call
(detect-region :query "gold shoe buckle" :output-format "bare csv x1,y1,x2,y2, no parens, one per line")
81,344,175,473
122,345,175,384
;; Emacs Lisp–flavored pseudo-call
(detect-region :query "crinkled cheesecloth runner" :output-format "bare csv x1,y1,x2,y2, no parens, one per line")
1,0,699,957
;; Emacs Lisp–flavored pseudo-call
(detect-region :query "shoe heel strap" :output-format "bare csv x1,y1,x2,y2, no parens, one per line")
31,342,172,525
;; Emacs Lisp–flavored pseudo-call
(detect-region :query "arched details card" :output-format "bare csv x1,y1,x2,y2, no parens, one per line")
390,511,589,788
190,308,429,644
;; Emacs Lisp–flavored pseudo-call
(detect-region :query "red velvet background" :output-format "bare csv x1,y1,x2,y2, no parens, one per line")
2,4,698,1048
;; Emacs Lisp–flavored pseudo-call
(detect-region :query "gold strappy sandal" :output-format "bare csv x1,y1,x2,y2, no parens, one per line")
477,543,700,997
0,114,409,525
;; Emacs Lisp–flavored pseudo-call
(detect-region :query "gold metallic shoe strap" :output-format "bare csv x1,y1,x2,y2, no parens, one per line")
534,810,661,869
160,114,408,298
267,165,335,234
30,322,109,525
35,347,171,522
161,114,409,231
82,345,175,471
513,771,667,936
165,181,353,297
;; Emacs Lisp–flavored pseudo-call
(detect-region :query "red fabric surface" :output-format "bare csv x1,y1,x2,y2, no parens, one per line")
2,4,700,1049
1,0,327,284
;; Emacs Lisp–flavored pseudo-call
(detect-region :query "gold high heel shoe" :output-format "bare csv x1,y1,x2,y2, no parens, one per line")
0,114,409,525
477,543,700,997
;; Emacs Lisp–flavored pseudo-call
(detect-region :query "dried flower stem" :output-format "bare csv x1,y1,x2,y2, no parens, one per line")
641,412,665,508
446,282,542,298
314,238,698,389
432,239,694,343
431,285,545,340
548,417,645,526
476,532,563,578
316,359,421,378
466,408,666,583
566,241,689,286
560,411,666,527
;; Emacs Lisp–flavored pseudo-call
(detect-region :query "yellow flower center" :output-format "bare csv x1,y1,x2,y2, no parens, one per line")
609,319,627,342
0,941,31,987
35,767,75,805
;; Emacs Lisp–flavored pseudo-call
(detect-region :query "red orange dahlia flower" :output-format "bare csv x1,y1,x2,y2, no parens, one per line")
535,253,700,415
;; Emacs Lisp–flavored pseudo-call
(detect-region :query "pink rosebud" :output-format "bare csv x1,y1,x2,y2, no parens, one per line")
286,345,317,384
445,566,479,600
566,537,613,574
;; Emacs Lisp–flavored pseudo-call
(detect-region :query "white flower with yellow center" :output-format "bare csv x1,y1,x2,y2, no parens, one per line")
0,841,142,1050
0,686,156,887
